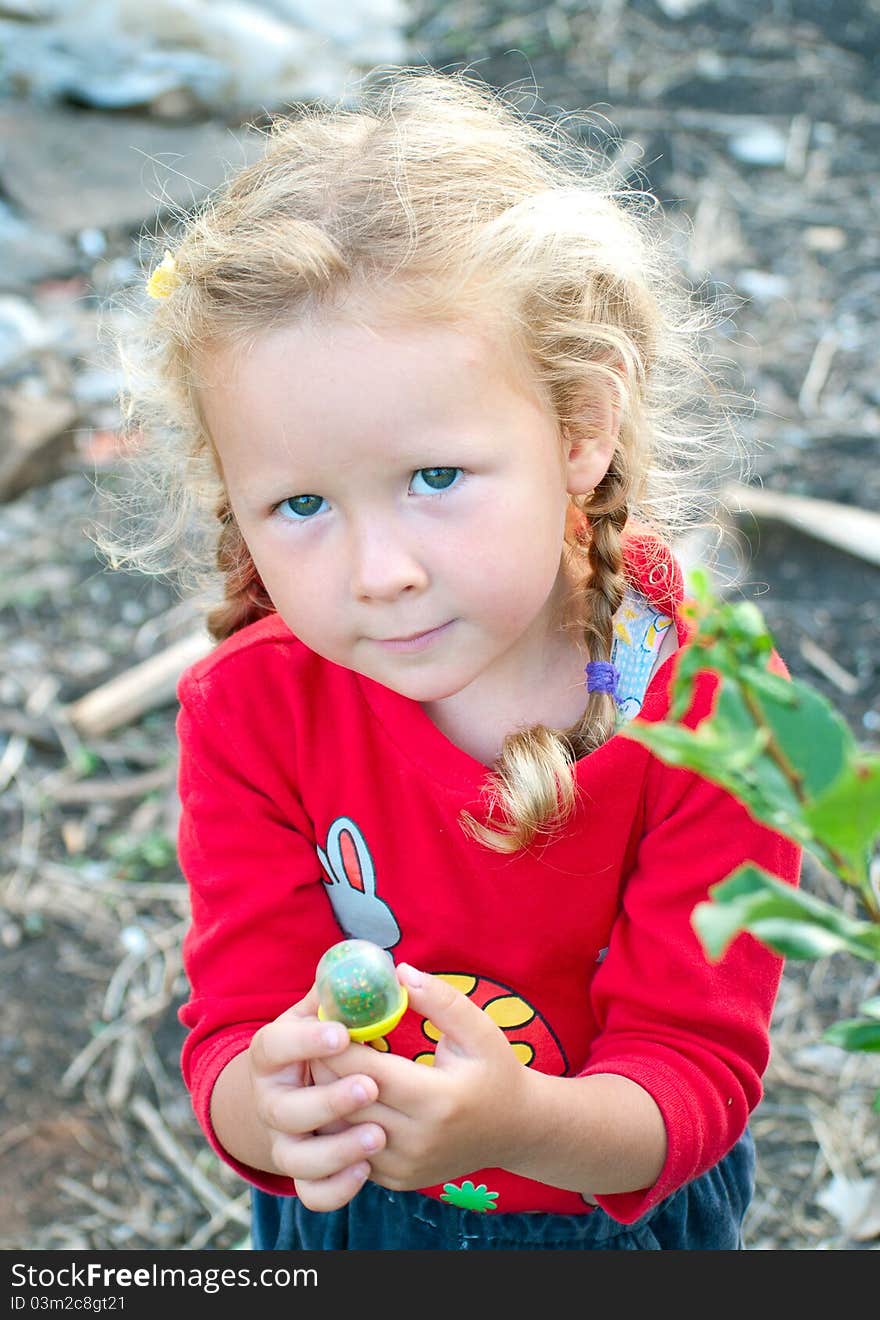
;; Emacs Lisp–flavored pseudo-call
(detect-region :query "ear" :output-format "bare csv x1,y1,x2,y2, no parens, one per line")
562,379,621,497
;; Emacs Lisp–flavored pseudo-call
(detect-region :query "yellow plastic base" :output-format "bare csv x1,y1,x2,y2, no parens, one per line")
318,986,408,1042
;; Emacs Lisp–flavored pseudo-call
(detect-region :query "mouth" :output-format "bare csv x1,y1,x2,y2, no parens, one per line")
373,620,455,653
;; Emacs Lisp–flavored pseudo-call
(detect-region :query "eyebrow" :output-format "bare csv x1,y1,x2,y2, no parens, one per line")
247,445,475,495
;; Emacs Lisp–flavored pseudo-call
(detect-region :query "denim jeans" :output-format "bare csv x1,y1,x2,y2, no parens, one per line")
251,1125,755,1251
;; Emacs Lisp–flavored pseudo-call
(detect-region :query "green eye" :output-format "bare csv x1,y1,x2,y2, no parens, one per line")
411,467,461,493
279,494,326,519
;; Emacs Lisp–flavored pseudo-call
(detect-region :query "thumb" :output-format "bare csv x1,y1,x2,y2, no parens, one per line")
397,964,491,1061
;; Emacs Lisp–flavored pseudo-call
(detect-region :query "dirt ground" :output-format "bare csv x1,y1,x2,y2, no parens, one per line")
1,1,879,1251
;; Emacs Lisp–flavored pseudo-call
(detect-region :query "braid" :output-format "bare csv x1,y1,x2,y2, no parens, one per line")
566,457,629,758
205,498,275,642
460,457,630,854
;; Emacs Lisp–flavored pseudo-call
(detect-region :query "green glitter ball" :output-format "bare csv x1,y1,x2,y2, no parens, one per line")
316,939,402,1030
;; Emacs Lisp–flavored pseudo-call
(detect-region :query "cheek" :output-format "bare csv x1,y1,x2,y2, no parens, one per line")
249,543,338,630
457,533,563,630
464,499,566,592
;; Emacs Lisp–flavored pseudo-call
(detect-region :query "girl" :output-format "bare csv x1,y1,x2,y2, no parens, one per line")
115,68,800,1250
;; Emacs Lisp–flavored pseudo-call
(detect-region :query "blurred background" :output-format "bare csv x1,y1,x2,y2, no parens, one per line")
1,0,878,1250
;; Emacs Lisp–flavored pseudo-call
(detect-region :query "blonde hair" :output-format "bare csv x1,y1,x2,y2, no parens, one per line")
101,66,743,853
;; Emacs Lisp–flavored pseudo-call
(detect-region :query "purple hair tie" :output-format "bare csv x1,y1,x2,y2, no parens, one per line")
585,660,620,699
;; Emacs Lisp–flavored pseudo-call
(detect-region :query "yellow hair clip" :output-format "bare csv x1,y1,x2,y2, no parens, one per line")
145,250,181,300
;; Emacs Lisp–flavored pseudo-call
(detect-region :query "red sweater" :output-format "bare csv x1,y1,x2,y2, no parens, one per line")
176,538,801,1222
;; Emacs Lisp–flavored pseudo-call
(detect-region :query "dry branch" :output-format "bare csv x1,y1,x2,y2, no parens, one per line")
63,632,214,738
723,482,880,567
130,1097,250,1226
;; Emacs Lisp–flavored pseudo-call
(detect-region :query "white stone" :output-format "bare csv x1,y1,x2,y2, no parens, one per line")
728,124,788,167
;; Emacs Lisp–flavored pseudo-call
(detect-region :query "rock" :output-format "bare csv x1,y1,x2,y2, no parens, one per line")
0,202,78,290
727,123,789,167
0,0,409,115
0,106,264,234
0,296,60,372
0,388,79,502
736,269,790,301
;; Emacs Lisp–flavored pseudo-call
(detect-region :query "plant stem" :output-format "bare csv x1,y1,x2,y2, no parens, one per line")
741,685,879,920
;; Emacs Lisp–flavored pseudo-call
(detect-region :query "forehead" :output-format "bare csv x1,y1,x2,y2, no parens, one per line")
198,298,541,399
195,309,552,468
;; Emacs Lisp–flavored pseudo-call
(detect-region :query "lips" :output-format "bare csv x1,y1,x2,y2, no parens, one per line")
372,620,454,652
383,625,443,643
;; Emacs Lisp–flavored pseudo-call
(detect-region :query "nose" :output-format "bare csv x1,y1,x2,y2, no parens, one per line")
348,516,429,603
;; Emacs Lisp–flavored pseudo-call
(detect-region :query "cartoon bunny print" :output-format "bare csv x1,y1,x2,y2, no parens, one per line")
316,816,401,949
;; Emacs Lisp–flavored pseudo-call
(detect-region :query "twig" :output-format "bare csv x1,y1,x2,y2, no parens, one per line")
0,1121,35,1158
723,481,880,567
56,1177,142,1225
0,734,28,793
129,1096,250,1225
186,1194,252,1251
0,709,61,749
102,919,187,1020
798,637,861,695
4,771,44,901
39,859,188,904
786,113,812,176
798,328,840,414
41,763,176,805
60,995,170,1093
64,632,213,738
106,1031,143,1110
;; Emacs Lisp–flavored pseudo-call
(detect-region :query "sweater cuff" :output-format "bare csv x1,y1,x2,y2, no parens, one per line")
576,1057,718,1224
189,1028,298,1198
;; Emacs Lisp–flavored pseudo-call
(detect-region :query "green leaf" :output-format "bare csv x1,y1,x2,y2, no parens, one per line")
624,702,816,857
744,919,854,960
742,673,855,800
803,757,880,888
624,673,859,879
856,996,880,1021
691,891,761,961
623,717,769,776
740,665,798,708
691,864,880,963
684,564,711,601
822,1019,880,1052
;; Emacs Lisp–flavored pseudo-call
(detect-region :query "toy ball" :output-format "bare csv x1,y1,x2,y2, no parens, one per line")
315,938,408,1042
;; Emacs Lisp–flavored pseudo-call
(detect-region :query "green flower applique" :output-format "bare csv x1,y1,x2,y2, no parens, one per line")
440,1180,499,1212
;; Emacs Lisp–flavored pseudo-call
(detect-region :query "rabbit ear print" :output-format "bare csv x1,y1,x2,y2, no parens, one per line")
317,816,375,895
316,816,401,950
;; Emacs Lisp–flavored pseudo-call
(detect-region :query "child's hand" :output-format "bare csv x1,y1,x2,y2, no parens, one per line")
247,986,388,1211
312,965,530,1191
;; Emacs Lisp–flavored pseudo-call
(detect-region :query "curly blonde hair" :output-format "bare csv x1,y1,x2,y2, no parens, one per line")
101,66,744,853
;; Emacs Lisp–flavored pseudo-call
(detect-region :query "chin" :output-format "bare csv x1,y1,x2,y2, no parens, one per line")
373,667,470,704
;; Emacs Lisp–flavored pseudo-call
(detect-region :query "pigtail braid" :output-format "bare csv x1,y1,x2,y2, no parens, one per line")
460,457,630,853
204,498,275,642
569,459,629,757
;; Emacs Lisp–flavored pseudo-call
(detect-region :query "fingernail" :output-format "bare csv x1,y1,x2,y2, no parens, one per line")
360,1128,381,1152
354,1162,370,1182
351,1082,370,1105
398,963,422,988
321,1024,346,1049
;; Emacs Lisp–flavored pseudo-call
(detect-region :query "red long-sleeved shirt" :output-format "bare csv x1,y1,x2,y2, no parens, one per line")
176,537,801,1221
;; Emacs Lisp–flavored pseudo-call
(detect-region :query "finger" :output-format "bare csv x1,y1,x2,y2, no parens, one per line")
295,1162,372,1213
261,1072,380,1136
396,964,490,1060
272,1123,385,1183
313,1042,420,1102
287,983,321,1017
250,1015,351,1076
